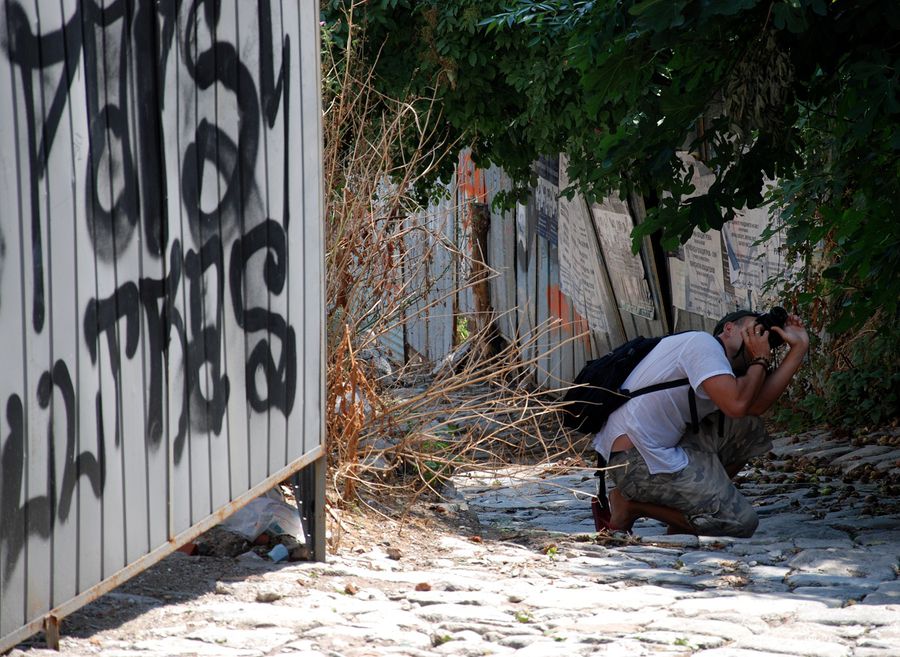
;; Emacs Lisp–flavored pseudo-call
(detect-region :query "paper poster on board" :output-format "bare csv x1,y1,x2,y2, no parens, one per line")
590,197,656,320
670,227,728,319
667,155,728,319
556,157,610,333
535,156,559,245
722,201,799,309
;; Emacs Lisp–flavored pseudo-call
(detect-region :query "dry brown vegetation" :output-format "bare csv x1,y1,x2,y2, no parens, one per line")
321,5,588,516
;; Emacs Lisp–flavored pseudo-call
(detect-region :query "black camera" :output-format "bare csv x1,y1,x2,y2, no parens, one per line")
756,306,788,348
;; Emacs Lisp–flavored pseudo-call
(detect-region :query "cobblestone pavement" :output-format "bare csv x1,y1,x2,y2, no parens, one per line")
9,428,900,657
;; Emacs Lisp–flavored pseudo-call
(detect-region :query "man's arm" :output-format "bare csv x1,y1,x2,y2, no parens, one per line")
702,325,772,417
702,367,766,417
746,314,809,416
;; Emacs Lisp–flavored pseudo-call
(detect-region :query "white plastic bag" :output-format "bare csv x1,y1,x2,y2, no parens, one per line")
221,488,306,544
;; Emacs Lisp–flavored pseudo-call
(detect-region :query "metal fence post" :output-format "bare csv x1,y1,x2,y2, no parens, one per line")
293,454,327,561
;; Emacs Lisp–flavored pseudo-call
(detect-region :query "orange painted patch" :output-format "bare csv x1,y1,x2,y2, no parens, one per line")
547,284,591,346
458,151,487,204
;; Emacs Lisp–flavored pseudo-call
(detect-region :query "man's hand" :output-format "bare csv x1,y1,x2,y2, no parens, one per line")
771,313,809,353
741,324,773,361
744,313,809,416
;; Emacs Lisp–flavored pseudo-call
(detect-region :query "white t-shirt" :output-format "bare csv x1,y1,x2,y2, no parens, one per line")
591,332,734,474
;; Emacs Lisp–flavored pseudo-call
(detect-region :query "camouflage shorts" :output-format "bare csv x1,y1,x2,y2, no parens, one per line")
606,413,771,537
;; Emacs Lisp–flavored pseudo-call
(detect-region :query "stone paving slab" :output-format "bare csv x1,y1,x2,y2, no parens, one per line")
8,428,900,657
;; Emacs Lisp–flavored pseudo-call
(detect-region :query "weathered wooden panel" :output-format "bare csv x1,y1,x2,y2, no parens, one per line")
484,166,517,345
665,154,732,331
515,154,670,389
400,179,458,366
430,192,456,361
0,2,325,651
557,155,623,360
403,210,427,361
588,195,667,341
519,200,539,384
535,235,552,388
456,151,482,319
394,149,794,392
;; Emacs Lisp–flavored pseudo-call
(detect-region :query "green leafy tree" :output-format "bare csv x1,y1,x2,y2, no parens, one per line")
321,0,900,426
322,0,899,333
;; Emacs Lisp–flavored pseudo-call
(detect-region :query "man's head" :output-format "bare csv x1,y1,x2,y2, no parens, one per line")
713,310,763,365
713,310,760,338
715,307,789,349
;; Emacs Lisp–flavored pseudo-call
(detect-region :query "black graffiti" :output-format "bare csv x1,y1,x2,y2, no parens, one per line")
0,0,298,579
82,2,141,263
2,0,182,325
3,3,82,331
2,0,293,321
139,241,188,450
79,0,180,260
132,0,171,256
37,361,105,523
0,361,106,580
0,395,47,580
84,282,141,448
181,0,260,246
86,238,232,462
258,0,291,229
77,227,299,467
184,235,230,435
230,220,296,414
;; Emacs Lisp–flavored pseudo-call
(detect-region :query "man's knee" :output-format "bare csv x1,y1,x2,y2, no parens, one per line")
731,509,759,538
727,414,766,441
690,505,758,538
720,414,771,467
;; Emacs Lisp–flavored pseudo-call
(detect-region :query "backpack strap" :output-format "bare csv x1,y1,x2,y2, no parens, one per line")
623,377,689,397
594,452,608,511
688,387,699,433
623,377,700,433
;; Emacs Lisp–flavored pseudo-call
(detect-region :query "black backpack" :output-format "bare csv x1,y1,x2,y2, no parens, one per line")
561,335,696,434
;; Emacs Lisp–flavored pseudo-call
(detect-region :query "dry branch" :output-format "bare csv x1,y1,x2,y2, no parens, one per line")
322,8,589,521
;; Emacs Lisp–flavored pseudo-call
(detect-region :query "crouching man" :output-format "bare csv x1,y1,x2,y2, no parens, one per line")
594,310,809,537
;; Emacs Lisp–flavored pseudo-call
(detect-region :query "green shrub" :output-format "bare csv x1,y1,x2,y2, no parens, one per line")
775,320,900,431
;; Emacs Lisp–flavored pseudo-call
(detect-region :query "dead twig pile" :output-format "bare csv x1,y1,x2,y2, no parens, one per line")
322,7,587,517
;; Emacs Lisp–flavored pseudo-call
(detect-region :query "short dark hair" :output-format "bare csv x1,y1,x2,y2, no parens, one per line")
713,310,760,336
